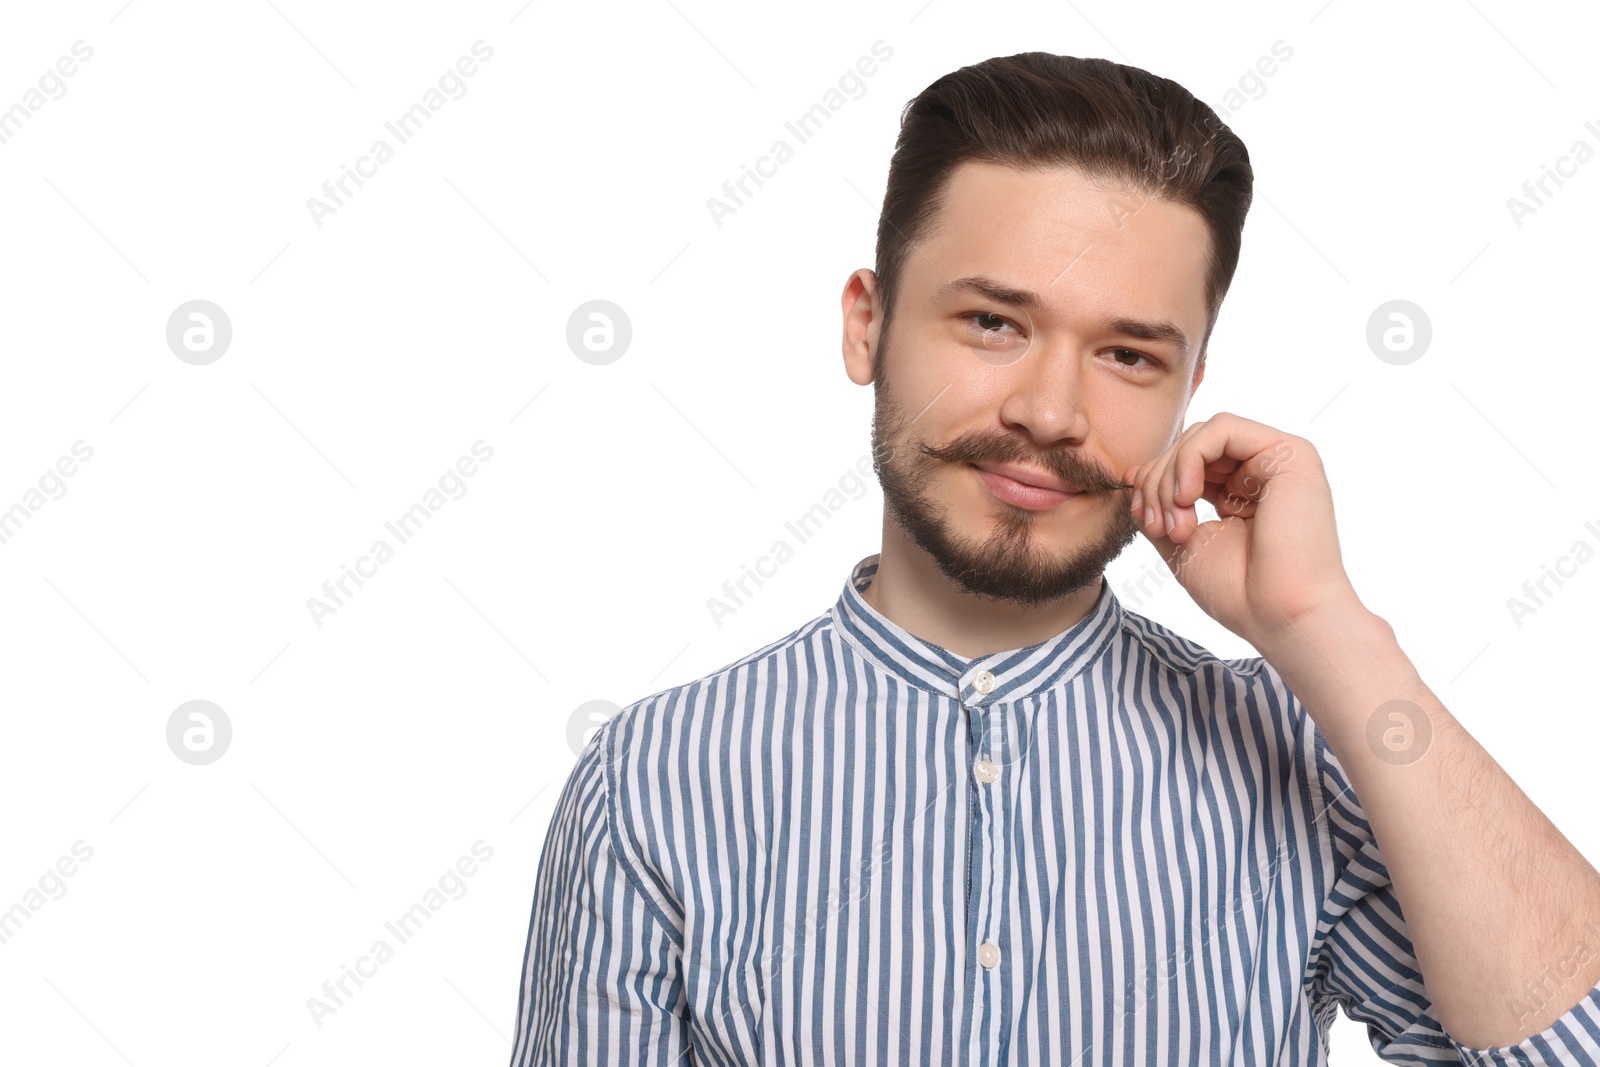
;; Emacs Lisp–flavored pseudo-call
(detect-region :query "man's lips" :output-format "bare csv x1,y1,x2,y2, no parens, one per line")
970,461,1085,495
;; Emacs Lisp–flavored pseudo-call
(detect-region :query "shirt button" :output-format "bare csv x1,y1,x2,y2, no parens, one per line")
977,941,1001,969
972,669,995,694
974,758,1001,783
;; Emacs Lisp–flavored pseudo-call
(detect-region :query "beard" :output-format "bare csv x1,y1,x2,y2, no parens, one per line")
869,331,1141,609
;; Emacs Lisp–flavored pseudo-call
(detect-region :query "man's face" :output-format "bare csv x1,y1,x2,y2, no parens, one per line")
848,160,1212,608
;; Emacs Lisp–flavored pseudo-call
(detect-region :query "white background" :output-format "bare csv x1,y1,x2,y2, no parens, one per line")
1,0,1595,1064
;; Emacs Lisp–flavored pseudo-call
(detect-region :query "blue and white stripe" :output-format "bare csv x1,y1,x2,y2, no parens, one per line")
508,552,1600,1065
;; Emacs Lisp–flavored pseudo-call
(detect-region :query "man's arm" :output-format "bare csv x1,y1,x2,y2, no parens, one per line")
1121,412,1600,1054
1263,602,1600,1054
507,726,694,1066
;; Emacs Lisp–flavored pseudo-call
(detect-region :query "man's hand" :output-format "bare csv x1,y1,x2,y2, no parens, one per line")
1120,411,1363,648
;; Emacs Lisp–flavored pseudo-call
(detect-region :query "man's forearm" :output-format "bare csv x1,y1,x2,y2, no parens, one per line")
1256,604,1600,1049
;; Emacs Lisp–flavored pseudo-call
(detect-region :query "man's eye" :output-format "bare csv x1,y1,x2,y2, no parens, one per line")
1107,347,1156,369
964,312,1022,337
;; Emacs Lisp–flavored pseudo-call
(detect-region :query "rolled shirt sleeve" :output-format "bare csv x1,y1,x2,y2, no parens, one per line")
1305,722,1600,1064
507,724,695,1066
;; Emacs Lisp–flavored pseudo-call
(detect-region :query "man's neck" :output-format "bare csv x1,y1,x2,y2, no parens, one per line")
860,520,1105,660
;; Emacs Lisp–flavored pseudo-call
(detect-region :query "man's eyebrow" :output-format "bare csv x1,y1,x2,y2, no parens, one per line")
933,275,1190,356
1104,316,1190,356
933,275,1048,313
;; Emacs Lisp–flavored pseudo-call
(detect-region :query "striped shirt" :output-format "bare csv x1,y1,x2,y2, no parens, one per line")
508,552,1600,1065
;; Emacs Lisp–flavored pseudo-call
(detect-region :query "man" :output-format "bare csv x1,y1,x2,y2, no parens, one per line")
507,52,1600,1065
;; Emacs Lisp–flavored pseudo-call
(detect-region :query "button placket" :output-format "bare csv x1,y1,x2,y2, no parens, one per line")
977,697,1010,990
961,668,1002,995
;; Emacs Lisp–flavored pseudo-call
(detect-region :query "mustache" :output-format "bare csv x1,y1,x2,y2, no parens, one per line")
919,438,1133,493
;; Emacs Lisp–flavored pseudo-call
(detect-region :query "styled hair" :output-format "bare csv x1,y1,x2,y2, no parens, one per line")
873,52,1253,372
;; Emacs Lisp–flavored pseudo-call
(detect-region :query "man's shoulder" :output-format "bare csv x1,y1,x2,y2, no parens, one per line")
1115,606,1316,796
599,606,839,750
1115,603,1273,680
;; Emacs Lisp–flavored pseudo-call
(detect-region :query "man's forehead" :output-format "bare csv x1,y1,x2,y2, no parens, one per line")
927,160,1209,256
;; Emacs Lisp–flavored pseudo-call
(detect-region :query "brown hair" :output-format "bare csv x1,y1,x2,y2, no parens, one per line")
873,52,1253,373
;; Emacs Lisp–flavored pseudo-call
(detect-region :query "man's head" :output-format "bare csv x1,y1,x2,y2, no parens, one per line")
842,53,1253,608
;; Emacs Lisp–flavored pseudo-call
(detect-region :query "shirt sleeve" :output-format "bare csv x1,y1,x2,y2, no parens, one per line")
506,723,695,1066
1304,721,1600,1065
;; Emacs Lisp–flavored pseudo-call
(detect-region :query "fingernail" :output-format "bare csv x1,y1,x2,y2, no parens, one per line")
1164,509,1175,531
1130,489,1143,513
1144,506,1156,528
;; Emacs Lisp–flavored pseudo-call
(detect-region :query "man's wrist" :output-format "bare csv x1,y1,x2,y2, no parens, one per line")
1248,583,1376,659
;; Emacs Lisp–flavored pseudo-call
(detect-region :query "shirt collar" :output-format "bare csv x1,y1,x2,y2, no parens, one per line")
829,552,1124,706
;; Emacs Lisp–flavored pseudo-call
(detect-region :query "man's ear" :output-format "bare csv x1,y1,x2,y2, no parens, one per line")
1191,352,1206,393
842,268,880,387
